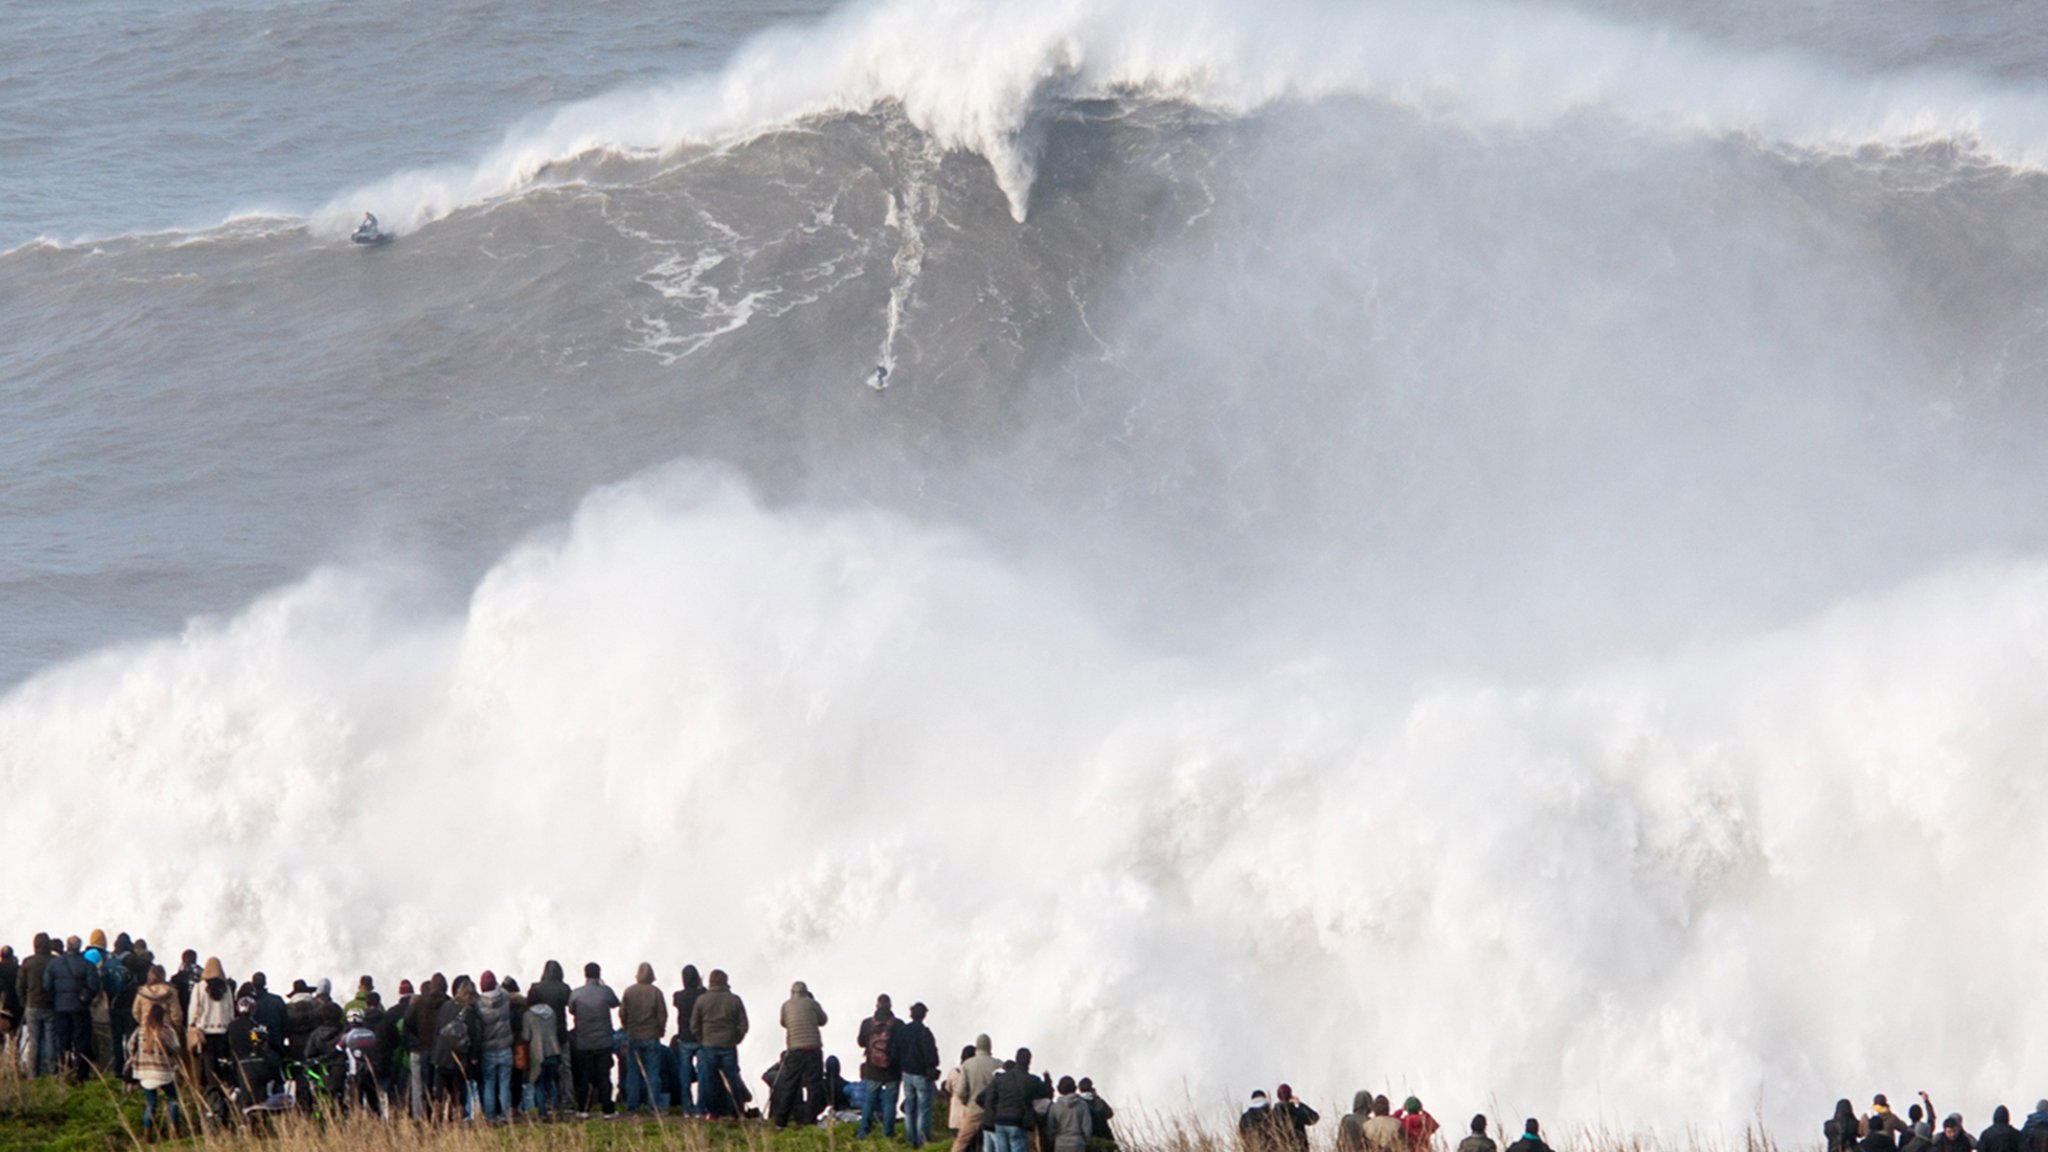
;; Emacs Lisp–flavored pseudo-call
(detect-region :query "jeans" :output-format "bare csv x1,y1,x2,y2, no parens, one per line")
25,1008,55,1077
622,1038,666,1112
52,1010,91,1079
697,1046,743,1117
531,1055,562,1116
480,1049,514,1120
901,1073,935,1147
672,1041,702,1114
989,1124,1030,1152
859,1078,901,1138
142,1084,180,1132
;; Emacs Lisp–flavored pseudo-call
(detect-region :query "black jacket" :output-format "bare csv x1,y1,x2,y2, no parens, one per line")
529,972,573,1044
674,985,706,1042
981,1067,1051,1126
889,1019,941,1079
1984,1123,2025,1152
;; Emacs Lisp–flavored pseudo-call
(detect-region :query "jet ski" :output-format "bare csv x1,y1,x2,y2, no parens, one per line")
350,214,389,246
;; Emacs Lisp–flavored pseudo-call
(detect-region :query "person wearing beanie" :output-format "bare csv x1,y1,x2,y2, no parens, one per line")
1400,1097,1439,1151
1459,1115,1498,1152
567,962,620,1115
1273,1084,1319,1152
475,969,516,1121
690,969,749,1118
772,980,830,1127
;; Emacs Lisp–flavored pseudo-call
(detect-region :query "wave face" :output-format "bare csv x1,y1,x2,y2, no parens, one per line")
10,0,2048,1133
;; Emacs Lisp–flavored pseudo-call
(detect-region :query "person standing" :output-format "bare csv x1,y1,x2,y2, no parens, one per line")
127,1000,183,1138
620,963,669,1114
979,1049,1050,1152
1458,1115,1498,1152
476,972,516,1122
1079,1078,1118,1148
856,994,904,1139
18,935,55,1077
431,977,481,1122
1509,1119,1556,1152
772,980,830,1128
672,965,707,1116
690,969,749,1118
1049,1076,1095,1152
568,962,621,1115
893,1002,942,1148
1363,1097,1403,1152
950,1034,1001,1152
187,958,235,1089
44,935,100,1080
1399,1097,1439,1152
529,962,575,1116
522,993,564,1117
1274,1086,1320,1151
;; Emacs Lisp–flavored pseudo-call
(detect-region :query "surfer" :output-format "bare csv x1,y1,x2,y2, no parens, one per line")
872,365,889,391
351,213,385,245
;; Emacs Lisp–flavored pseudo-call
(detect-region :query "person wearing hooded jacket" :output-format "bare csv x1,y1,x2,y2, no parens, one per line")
1079,1079,1118,1148
476,971,516,1122
1400,1098,1439,1152
431,977,482,1122
1983,1109,2026,1152
2021,1103,2048,1152
187,958,235,1086
772,980,830,1128
530,961,575,1115
1509,1119,1555,1152
1339,1092,1376,1152
671,965,707,1115
1242,1091,1291,1152
691,969,749,1118
522,991,564,1117
1049,1077,1095,1152
620,962,668,1114
951,1034,1001,1152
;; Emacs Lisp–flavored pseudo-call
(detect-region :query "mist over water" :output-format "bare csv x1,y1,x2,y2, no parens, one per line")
7,0,2048,1133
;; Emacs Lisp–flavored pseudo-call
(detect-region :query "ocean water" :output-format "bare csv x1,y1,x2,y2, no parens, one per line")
7,0,2048,1132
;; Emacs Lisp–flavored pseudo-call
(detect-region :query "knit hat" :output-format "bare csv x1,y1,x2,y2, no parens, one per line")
398,979,414,995
317,978,331,998
480,971,497,993
88,929,108,950
1405,1098,1423,1114
1249,1091,1270,1108
1277,1085,1295,1101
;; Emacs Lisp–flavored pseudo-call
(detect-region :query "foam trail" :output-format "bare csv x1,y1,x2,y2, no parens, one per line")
6,464,2048,1130
316,0,2048,233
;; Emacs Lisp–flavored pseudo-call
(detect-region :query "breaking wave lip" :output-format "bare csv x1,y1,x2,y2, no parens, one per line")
300,0,2048,238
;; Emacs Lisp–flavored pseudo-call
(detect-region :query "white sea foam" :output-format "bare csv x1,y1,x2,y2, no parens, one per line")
311,0,2048,234
6,463,2047,1128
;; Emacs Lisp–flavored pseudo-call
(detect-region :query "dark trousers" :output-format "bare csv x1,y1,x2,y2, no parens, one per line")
697,1046,744,1117
771,1047,827,1128
571,1048,614,1114
52,1011,91,1079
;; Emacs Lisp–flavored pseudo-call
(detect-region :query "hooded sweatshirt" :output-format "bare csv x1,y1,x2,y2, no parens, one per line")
954,1035,1000,1121
189,959,234,1034
529,961,572,1044
477,984,514,1052
780,982,828,1050
620,964,668,1041
1050,1091,1096,1152
1340,1094,1376,1152
673,967,705,1043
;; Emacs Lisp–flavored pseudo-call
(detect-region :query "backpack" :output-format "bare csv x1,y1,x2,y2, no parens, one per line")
438,1009,474,1060
864,1017,895,1072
